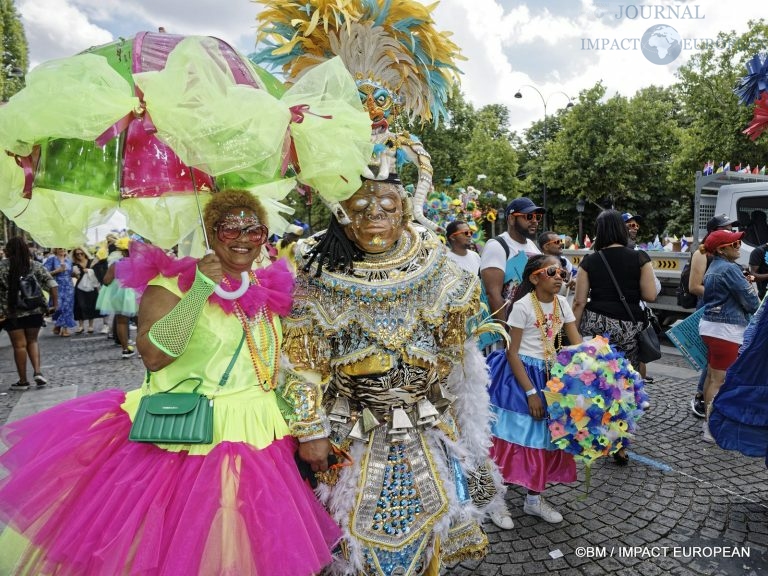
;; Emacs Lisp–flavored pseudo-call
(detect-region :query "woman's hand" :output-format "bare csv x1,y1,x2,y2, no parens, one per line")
527,394,546,420
197,253,224,284
297,438,333,473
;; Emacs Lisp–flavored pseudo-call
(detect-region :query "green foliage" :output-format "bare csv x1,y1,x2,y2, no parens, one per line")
398,87,476,189
458,106,519,198
0,0,28,242
672,20,768,234
1,0,28,102
284,190,331,235
543,82,632,235
504,20,768,241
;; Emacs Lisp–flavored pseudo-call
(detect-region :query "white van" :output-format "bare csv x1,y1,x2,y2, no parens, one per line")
712,181,768,266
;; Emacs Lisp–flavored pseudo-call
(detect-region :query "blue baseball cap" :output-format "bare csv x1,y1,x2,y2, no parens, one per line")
622,212,642,223
506,197,545,217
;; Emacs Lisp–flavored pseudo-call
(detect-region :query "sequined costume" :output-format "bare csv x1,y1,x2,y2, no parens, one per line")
281,224,506,575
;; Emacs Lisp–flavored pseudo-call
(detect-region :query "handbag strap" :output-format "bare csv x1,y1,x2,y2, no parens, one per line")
145,330,246,393
218,330,246,387
597,250,637,324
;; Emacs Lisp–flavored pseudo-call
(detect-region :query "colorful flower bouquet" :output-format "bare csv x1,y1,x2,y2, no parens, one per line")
544,336,647,467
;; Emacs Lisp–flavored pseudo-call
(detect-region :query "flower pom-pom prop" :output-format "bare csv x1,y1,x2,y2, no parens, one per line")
734,53,768,106
543,336,646,470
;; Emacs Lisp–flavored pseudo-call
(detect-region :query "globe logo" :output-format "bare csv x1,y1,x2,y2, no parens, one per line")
641,24,682,65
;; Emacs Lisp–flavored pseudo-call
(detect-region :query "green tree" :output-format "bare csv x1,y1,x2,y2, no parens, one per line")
672,20,768,233
398,87,476,189
544,82,630,235
458,105,519,200
536,83,684,240
616,85,683,238
1,0,27,102
517,111,570,228
283,189,330,235
1,0,28,243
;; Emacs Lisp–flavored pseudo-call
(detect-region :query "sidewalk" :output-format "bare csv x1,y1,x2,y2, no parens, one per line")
1,331,766,575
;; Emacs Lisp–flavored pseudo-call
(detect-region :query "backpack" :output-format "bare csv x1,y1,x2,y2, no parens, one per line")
485,235,517,304
16,272,47,311
676,256,697,309
489,235,511,261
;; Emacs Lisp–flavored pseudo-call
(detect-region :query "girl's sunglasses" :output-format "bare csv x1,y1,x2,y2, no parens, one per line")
512,212,543,222
627,222,640,230
534,265,568,280
724,240,742,249
215,224,268,244
450,230,472,238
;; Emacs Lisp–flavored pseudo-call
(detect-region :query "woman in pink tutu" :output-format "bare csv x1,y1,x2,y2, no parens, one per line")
0,190,340,576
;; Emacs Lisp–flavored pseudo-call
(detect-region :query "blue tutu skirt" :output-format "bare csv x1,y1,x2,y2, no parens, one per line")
486,350,576,492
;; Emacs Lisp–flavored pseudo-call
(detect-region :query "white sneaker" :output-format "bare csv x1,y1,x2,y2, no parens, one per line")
702,421,716,444
489,508,514,530
523,498,563,524
100,326,109,335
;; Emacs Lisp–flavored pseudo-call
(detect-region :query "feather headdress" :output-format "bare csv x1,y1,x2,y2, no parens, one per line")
253,0,463,126
253,0,463,230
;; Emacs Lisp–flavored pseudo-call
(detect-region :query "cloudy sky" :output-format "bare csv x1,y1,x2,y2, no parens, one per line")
14,0,766,135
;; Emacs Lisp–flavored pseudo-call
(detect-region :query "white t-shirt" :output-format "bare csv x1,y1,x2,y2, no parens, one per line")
479,232,540,272
447,250,482,275
507,293,576,359
699,319,747,345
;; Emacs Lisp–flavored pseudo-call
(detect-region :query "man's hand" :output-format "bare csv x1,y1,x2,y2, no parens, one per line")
297,437,333,473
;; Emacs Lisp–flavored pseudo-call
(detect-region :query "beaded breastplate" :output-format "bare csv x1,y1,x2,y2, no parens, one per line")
287,226,480,376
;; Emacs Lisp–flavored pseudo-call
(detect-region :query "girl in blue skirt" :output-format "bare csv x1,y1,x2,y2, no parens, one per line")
488,254,581,525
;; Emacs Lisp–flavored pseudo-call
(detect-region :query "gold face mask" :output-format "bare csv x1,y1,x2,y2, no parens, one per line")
342,181,405,254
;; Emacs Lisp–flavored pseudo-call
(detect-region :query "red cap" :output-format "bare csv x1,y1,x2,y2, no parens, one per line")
703,230,743,253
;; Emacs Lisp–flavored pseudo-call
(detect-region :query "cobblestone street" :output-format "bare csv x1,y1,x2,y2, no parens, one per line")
1,330,767,575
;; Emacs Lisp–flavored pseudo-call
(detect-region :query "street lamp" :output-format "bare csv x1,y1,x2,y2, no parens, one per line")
514,85,574,230
576,198,586,246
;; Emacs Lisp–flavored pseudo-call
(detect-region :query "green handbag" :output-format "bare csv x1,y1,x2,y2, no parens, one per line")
129,332,245,444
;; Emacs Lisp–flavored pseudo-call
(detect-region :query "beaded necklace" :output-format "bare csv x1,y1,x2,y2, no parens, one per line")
530,292,561,374
226,272,279,391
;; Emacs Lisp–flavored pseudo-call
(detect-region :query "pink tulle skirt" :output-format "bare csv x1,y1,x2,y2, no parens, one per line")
490,437,577,493
0,390,340,576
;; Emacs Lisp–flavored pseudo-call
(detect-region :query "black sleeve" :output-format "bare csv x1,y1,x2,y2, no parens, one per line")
637,249,651,267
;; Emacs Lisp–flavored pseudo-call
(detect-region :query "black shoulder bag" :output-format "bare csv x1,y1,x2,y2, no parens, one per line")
597,251,662,364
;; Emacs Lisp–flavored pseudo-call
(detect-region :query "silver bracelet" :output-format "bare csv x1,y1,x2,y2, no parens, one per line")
525,388,537,397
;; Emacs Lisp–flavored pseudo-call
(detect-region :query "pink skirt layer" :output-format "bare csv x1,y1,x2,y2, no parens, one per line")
490,436,577,493
0,389,340,576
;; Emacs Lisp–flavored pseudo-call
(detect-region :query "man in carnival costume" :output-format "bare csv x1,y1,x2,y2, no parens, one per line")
255,1,509,573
